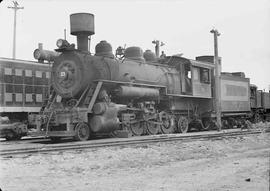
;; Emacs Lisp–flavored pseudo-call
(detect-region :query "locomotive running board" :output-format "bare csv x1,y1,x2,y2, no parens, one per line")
94,79,166,88
166,93,212,99
94,79,212,99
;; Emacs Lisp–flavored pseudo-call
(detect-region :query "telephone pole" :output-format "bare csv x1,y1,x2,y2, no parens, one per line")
210,29,222,131
8,1,24,59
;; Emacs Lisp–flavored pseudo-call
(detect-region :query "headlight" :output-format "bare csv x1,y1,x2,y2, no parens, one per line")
56,39,64,48
33,49,41,59
56,39,70,48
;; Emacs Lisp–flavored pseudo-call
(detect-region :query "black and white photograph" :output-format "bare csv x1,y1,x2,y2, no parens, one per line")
0,0,269,190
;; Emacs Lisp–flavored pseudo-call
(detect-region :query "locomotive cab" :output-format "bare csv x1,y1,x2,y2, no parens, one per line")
163,56,214,98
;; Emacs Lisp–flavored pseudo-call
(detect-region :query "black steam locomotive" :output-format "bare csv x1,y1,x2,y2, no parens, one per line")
29,13,269,141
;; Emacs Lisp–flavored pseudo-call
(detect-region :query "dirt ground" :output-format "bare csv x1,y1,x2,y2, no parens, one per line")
0,131,269,191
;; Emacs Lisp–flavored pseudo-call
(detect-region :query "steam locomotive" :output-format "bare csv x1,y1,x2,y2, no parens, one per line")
29,13,269,141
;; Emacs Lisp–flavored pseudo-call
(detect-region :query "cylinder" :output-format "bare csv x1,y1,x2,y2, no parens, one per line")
90,103,120,133
115,86,159,98
90,116,119,133
93,102,107,115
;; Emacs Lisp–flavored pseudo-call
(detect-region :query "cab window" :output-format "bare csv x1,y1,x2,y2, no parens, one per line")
193,67,200,81
200,68,210,83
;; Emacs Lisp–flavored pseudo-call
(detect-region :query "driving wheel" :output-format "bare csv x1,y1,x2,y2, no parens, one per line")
160,112,175,134
130,122,144,136
146,120,160,135
177,116,189,133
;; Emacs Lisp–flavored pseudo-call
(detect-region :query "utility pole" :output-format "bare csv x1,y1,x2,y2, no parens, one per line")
64,29,67,40
8,1,24,59
210,29,222,131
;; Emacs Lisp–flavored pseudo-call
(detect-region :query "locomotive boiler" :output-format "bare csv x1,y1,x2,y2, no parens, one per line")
29,13,252,141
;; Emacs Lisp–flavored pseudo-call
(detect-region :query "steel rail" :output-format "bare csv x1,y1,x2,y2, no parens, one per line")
0,136,46,143
0,129,268,156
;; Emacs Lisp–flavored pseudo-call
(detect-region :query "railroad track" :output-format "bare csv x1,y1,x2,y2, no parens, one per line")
0,128,269,156
0,136,46,143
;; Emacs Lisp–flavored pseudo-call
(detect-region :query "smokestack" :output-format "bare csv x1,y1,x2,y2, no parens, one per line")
70,13,95,52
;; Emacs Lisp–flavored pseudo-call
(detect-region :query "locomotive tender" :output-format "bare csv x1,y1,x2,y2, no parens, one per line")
29,13,265,141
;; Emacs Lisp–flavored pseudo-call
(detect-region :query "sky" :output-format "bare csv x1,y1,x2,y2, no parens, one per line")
0,0,269,90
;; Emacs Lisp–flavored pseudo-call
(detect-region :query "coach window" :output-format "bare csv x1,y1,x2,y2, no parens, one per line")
15,93,23,102
25,69,32,77
15,69,22,76
45,71,50,78
250,87,256,98
200,68,210,83
4,68,12,75
36,94,43,102
35,71,42,78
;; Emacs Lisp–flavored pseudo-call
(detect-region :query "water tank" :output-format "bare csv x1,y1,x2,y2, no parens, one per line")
124,46,145,62
95,40,114,58
70,13,95,35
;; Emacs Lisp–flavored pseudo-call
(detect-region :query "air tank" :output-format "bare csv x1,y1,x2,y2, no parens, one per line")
115,86,160,99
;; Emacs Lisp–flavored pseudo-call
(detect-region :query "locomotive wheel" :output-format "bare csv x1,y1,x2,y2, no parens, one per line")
160,112,175,134
222,119,229,129
201,118,215,131
227,118,237,128
5,131,16,141
146,120,160,135
244,120,252,129
236,119,244,129
177,116,189,133
254,113,262,123
130,122,144,136
5,130,23,141
74,122,90,141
